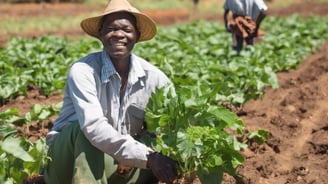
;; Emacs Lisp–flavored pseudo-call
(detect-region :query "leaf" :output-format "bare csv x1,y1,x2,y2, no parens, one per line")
248,129,269,144
197,166,224,184
144,111,160,133
158,114,170,127
1,137,34,162
0,124,17,139
208,106,244,133
0,108,25,125
38,109,52,120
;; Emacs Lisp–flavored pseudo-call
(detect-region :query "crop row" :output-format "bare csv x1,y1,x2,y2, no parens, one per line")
1,15,327,106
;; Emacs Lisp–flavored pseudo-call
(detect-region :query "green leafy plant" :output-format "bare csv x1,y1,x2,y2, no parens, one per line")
0,103,61,183
1,15,328,105
141,84,252,183
0,136,48,184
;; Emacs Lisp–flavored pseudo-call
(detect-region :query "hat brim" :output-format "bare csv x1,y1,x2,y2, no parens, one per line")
81,10,157,42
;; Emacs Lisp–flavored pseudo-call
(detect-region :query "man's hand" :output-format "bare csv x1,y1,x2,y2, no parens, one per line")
147,152,178,184
116,164,133,176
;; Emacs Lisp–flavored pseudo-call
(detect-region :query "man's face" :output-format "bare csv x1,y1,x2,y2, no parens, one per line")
99,12,140,61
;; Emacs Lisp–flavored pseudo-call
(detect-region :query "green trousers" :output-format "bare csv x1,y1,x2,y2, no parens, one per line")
44,122,157,184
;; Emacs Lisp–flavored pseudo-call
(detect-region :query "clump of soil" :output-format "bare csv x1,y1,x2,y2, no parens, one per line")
23,174,45,184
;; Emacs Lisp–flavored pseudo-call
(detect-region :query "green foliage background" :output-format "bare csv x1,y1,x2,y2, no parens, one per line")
1,15,327,105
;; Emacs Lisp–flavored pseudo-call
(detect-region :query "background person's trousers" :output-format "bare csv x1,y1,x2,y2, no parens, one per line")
232,34,254,54
44,121,157,184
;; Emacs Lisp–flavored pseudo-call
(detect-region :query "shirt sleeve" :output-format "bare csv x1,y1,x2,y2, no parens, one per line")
66,62,153,169
251,0,268,20
223,0,229,10
254,0,268,11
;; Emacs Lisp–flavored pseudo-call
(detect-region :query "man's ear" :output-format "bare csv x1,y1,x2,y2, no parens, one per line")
136,30,141,42
98,28,106,44
98,17,106,39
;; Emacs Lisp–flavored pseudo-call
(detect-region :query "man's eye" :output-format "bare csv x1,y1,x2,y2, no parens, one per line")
107,28,115,32
123,29,133,33
103,27,133,34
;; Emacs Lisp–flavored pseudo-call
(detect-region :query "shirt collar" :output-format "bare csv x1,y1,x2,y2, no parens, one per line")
101,50,146,84
101,50,116,83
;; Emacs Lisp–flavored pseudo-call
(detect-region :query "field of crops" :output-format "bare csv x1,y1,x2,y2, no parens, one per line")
1,1,328,184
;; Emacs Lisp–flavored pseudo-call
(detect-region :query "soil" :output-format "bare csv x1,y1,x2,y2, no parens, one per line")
1,1,328,184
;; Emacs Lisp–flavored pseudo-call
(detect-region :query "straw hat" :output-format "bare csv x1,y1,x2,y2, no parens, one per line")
80,0,157,42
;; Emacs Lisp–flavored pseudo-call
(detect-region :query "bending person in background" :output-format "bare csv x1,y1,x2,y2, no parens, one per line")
44,0,178,183
223,0,268,55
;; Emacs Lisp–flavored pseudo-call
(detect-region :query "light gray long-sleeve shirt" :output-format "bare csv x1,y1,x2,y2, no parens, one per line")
46,50,170,169
224,0,268,21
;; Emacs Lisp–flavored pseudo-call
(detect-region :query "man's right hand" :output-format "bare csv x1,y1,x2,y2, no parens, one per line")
147,152,178,184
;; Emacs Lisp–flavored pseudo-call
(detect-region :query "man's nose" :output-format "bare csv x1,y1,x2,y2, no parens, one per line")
112,29,125,37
